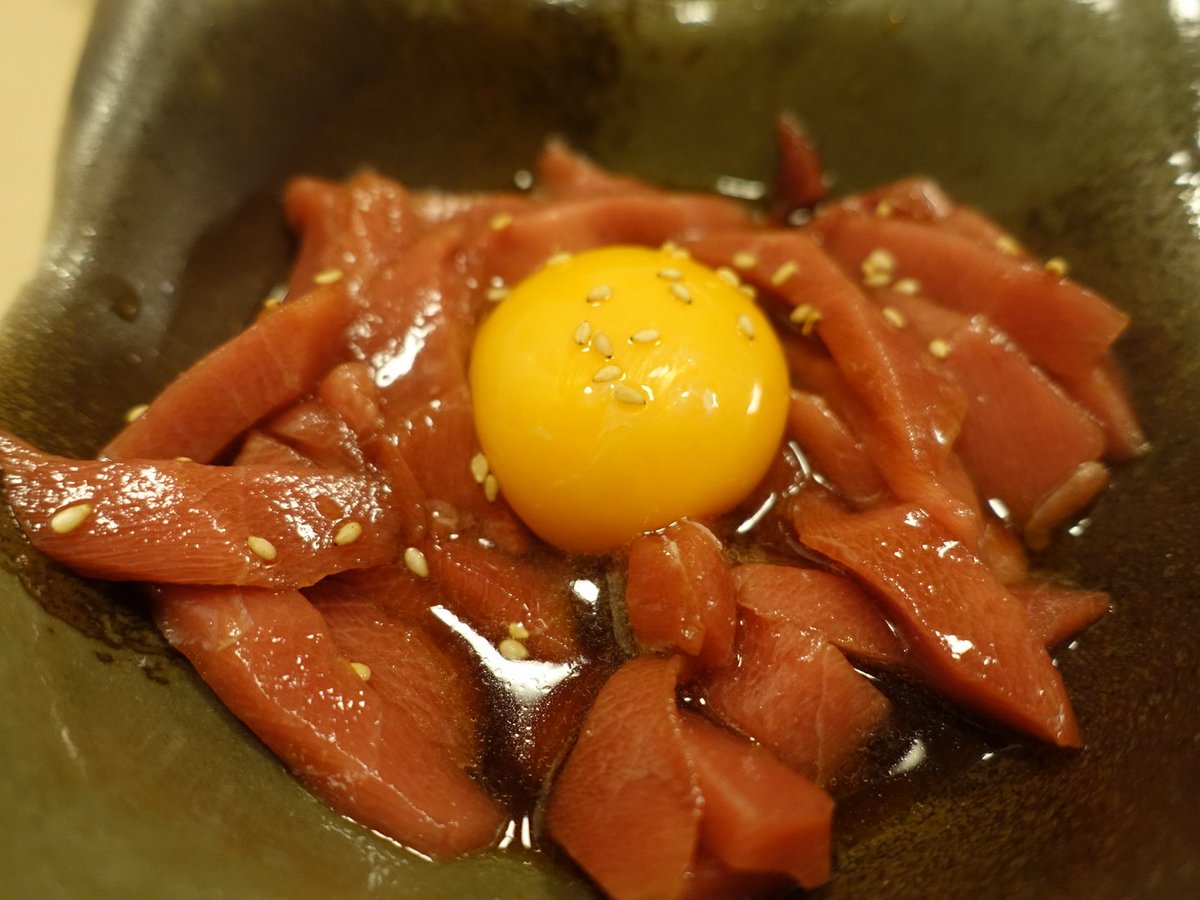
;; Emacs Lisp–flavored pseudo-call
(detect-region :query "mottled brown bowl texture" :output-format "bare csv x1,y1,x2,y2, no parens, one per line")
2,1,1198,897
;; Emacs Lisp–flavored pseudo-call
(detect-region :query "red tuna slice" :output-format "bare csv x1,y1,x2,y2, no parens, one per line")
469,193,756,287
0,432,398,589
772,113,830,217
303,578,486,769
535,139,660,199
623,519,737,669
681,711,834,889
317,363,426,546
792,488,1082,747
704,607,891,785
732,563,905,669
103,285,355,462
153,585,505,858
679,852,791,900
829,177,1028,258
317,361,386,437
235,430,318,468
810,214,1129,380
786,389,886,503
352,226,476,411
1011,581,1110,647
284,172,419,297
265,399,365,472
688,231,976,544
943,317,1108,534
1057,358,1149,460
545,655,702,900
390,385,531,554
424,536,580,662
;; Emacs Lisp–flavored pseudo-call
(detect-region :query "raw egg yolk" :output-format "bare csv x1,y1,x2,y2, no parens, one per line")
469,245,789,553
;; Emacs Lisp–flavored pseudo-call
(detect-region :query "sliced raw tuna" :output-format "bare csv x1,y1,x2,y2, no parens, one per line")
688,230,976,544
265,399,366,472
704,607,892,784
810,213,1129,380
304,578,487,769
792,488,1081,746
623,519,737,669
470,193,755,287
0,433,398,589
786,389,886,503
1012,581,1110,648
424,536,580,662
732,563,905,668
103,285,355,462
942,316,1108,534
772,114,830,217
284,172,418,297
681,711,833,889
153,585,506,859
536,140,659,200
545,656,702,900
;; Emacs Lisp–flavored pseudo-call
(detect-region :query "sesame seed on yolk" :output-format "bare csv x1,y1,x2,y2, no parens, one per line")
468,245,789,554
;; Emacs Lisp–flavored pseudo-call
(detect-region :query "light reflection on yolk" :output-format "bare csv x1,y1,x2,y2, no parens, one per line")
469,246,789,554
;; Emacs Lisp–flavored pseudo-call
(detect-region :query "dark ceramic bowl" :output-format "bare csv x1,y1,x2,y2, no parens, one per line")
2,1,1198,897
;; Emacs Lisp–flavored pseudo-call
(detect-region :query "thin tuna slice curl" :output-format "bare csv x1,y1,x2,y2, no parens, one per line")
104,285,356,463
623,519,737,670
793,488,1081,747
0,433,399,589
545,656,833,899
154,585,506,858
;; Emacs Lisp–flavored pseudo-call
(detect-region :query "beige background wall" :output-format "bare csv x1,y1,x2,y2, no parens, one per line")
0,2,94,314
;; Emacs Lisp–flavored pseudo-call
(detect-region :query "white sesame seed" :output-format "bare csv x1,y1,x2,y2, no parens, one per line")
614,385,648,406
489,212,514,231
573,320,592,346
486,286,509,302
1044,256,1069,277
739,284,757,299
508,621,530,640
630,328,661,344
124,404,149,423
737,314,756,339
333,521,363,546
928,338,951,359
175,456,192,462
469,452,490,484
660,241,690,260
262,297,282,311
996,235,1021,256
861,248,896,287
350,661,372,681
875,200,894,218
314,268,344,285
498,638,530,660
593,364,622,383
788,303,815,324
484,473,499,503
732,251,758,270
715,266,740,287
771,260,798,286
247,535,277,561
587,284,613,304
656,267,683,281
881,306,907,328
546,252,572,267
892,277,921,295
404,546,429,577
592,332,615,358
669,282,692,304
50,503,92,534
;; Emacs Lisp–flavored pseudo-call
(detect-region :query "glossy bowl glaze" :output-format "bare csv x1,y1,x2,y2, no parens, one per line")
1,1,1198,897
